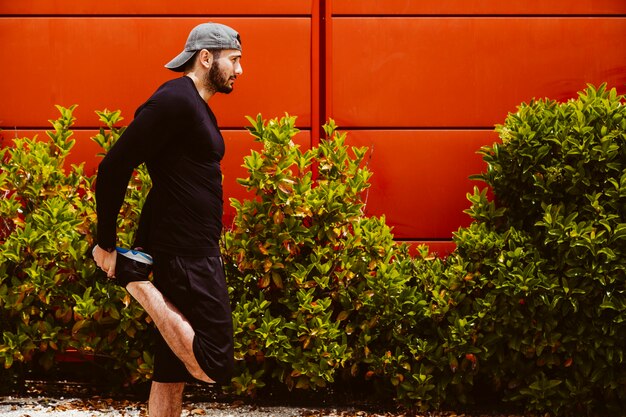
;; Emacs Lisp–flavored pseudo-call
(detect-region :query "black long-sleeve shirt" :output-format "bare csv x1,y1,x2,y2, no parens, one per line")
96,76,225,257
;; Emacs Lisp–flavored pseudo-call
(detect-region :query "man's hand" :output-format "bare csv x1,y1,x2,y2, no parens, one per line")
92,245,117,278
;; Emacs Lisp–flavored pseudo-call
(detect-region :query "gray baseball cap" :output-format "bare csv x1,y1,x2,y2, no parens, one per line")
165,22,242,72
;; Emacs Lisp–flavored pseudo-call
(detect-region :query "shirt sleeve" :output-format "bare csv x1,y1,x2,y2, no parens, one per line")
95,88,186,250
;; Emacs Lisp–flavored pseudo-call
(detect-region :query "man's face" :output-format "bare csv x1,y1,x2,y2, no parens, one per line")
206,49,243,94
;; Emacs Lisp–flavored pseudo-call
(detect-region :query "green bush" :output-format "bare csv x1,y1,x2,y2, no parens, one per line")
2,85,624,416
0,106,153,387
426,84,626,415
222,115,431,402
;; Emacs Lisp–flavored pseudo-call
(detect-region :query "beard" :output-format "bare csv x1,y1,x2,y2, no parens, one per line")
206,61,234,94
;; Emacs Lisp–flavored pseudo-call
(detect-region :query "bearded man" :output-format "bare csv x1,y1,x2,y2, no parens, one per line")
92,22,243,417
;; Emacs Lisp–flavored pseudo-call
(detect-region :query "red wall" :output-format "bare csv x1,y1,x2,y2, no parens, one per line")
2,1,626,254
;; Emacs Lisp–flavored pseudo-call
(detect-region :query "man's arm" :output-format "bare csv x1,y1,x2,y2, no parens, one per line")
94,100,167,252
94,84,188,269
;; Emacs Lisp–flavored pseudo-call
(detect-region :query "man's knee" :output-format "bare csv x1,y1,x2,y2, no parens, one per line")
187,365,215,384
192,333,234,385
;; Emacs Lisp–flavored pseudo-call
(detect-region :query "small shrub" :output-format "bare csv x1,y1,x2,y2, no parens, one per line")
433,84,626,415
223,115,427,402
0,106,153,388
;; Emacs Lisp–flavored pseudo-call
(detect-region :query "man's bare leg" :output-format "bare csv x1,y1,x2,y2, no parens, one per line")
126,281,214,383
148,382,184,417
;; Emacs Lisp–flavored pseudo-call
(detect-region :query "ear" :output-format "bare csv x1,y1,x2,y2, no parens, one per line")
199,49,213,69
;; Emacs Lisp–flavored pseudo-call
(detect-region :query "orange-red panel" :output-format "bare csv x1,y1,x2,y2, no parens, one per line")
0,0,312,15
331,18,626,128
332,0,626,15
2,126,483,240
344,129,497,239
0,18,311,129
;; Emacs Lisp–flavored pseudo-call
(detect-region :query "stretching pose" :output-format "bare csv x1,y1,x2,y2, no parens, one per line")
92,22,243,417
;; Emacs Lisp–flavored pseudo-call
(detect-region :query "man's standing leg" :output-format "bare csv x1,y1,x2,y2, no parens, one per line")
94,248,233,414
148,382,185,417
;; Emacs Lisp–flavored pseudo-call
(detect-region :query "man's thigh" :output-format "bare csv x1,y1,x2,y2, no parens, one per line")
151,254,234,384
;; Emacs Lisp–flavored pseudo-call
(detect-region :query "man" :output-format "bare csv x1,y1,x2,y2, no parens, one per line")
92,22,243,417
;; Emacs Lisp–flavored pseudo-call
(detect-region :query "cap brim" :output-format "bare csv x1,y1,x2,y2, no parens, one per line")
164,50,196,72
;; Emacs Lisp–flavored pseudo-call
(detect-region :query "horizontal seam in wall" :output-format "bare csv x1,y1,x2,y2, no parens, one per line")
220,127,312,132
3,14,625,19
0,126,314,131
0,14,313,18
1,126,494,132
336,126,496,131
332,14,626,18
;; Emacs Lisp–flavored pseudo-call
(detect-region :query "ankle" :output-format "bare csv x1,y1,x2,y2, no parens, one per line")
125,280,152,296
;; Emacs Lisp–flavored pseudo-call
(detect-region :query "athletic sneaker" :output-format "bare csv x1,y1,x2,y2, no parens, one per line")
116,247,153,265
115,247,153,286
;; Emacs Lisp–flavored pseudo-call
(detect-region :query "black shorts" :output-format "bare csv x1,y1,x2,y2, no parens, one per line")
150,253,234,384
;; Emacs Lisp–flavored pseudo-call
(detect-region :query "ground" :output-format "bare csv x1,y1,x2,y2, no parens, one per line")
0,396,539,417
0,379,538,417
